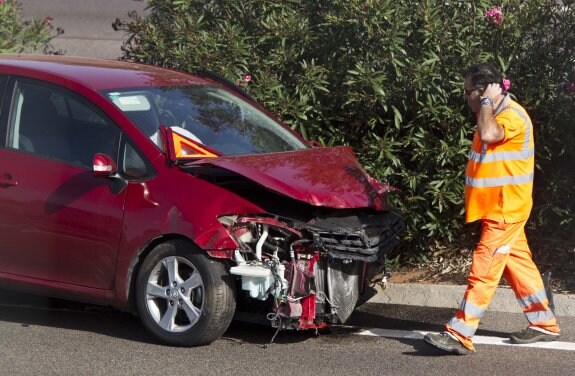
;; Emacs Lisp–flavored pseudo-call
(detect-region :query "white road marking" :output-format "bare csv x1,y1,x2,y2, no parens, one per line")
354,328,575,351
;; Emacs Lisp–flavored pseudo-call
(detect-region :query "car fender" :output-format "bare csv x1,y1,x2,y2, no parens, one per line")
113,167,266,308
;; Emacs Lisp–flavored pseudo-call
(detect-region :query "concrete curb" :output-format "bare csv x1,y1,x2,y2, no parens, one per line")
366,283,575,317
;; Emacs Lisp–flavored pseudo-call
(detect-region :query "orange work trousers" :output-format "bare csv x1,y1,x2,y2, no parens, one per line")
446,219,560,350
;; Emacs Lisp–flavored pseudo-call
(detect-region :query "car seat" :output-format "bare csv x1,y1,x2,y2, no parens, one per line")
19,87,72,162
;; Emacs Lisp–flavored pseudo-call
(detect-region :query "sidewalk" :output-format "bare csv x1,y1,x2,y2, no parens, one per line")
367,283,575,317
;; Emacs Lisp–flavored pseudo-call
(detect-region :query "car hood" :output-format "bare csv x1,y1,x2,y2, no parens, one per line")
190,146,390,210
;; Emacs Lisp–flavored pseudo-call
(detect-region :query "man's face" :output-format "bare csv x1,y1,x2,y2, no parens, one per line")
463,77,484,114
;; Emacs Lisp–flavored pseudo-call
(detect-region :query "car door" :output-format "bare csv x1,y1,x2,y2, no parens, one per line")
0,78,126,289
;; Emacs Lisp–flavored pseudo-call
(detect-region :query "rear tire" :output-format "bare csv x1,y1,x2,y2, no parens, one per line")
135,239,236,346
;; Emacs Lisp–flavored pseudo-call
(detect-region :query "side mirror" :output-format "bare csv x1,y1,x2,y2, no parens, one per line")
93,153,118,177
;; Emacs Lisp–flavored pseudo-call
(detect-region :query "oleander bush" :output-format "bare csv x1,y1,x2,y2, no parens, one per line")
0,0,63,54
114,0,575,260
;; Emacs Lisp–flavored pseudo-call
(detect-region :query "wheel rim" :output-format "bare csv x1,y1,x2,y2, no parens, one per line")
145,256,204,333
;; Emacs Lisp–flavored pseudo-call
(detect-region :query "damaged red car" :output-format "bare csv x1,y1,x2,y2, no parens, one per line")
0,55,404,346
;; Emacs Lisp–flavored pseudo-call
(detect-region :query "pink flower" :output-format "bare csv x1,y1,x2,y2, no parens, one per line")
567,82,575,94
244,75,252,82
43,16,54,25
0,0,5,5
485,7,503,25
502,79,511,91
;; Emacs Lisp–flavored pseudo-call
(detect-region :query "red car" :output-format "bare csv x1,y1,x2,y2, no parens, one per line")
0,54,403,346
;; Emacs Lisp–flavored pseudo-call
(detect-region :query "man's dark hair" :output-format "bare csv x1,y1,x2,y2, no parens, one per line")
462,63,503,89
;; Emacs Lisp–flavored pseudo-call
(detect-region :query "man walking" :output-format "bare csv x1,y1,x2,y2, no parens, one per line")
424,63,561,355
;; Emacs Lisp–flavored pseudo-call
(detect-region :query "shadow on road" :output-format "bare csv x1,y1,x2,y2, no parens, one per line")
0,288,326,347
0,289,158,344
0,287,514,350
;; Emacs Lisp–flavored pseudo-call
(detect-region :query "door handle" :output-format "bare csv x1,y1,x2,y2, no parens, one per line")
0,173,18,188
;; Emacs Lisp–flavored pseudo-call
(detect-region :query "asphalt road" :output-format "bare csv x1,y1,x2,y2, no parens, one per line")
0,289,573,376
20,0,147,59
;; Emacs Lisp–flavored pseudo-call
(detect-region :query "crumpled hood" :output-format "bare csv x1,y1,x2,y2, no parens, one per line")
190,146,390,210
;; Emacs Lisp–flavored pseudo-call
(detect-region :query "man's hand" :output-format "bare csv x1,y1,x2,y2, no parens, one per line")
482,83,502,100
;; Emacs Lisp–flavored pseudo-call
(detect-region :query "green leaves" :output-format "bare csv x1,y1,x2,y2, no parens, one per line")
114,0,575,256
0,0,63,54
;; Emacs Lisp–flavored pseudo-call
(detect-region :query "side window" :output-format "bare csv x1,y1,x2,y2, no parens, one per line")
0,75,8,147
8,81,120,168
122,141,153,180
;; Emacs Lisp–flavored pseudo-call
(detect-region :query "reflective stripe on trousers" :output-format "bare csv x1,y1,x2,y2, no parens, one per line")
445,219,560,350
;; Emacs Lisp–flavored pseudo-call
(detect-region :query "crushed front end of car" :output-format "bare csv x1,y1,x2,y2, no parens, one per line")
217,210,403,329
183,146,405,331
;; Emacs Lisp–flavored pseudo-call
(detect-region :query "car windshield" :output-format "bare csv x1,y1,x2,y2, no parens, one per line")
102,85,307,156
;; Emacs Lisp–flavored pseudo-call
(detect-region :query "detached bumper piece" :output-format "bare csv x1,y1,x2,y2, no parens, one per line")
307,211,404,263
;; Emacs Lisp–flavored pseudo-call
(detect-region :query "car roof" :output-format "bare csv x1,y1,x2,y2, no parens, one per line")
0,54,208,90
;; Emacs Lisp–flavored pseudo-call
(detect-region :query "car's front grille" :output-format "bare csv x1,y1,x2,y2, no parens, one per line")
307,211,404,263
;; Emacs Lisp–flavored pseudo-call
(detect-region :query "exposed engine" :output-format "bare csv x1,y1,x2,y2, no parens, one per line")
219,211,404,330
185,163,404,330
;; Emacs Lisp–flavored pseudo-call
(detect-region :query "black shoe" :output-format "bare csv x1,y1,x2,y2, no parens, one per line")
423,332,475,355
509,328,559,344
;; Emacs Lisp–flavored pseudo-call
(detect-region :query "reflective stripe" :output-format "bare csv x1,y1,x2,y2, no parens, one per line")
466,173,534,188
493,94,511,116
525,310,556,324
459,299,486,318
448,317,477,337
517,288,548,309
505,107,532,151
469,148,534,163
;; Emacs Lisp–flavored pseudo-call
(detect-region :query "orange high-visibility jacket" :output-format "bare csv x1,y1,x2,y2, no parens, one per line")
465,94,534,223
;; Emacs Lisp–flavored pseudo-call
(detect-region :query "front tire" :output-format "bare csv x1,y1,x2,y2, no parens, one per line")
135,240,236,346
